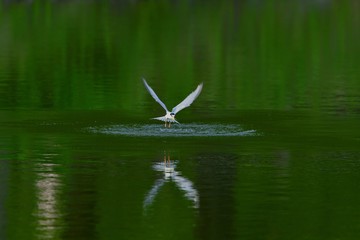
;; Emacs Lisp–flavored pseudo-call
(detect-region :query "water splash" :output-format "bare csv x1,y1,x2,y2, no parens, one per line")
87,123,259,137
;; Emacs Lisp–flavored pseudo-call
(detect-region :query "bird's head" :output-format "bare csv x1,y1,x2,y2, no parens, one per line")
170,112,176,119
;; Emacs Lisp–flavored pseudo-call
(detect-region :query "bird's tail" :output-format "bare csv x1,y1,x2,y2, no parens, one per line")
152,117,180,124
152,116,167,122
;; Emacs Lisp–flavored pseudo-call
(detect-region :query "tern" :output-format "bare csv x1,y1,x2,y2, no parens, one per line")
142,78,203,127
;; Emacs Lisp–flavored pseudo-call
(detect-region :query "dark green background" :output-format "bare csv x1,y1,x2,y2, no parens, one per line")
0,1,359,239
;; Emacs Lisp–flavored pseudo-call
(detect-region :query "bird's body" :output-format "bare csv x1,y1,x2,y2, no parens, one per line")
142,78,203,127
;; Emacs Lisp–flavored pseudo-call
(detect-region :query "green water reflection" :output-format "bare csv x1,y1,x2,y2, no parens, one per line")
0,0,359,113
0,1,360,240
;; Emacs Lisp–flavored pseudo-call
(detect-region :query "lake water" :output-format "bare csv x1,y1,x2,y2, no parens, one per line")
0,1,360,240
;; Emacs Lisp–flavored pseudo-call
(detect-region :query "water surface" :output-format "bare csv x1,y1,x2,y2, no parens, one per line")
88,123,258,137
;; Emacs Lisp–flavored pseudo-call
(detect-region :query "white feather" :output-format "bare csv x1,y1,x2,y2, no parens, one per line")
152,116,180,124
142,78,169,112
172,83,203,114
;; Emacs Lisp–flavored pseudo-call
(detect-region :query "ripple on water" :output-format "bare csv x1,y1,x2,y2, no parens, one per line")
87,123,259,137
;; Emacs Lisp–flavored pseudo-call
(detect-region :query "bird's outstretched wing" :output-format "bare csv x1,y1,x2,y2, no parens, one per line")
143,78,169,112
172,83,203,114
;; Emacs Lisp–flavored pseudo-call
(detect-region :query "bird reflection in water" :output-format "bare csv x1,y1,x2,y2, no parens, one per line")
143,151,199,210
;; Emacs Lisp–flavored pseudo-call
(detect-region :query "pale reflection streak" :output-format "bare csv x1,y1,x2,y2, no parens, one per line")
35,153,62,239
144,152,199,210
